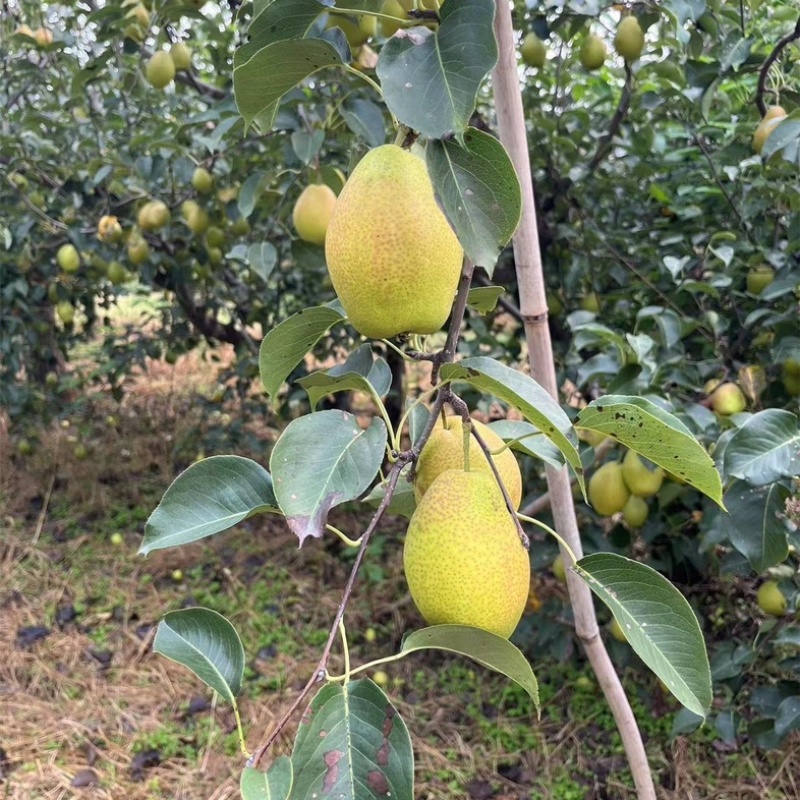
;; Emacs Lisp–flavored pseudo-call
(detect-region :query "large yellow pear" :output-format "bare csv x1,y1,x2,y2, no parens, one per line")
753,106,786,154
292,184,337,245
415,416,522,508
621,450,664,497
325,144,463,339
403,469,530,638
614,16,645,62
146,51,176,89
588,461,630,516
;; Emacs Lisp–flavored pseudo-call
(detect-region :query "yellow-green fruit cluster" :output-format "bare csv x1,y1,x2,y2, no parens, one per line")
589,450,663,524
325,144,463,339
403,469,530,638
292,184,338,246
415,416,522,508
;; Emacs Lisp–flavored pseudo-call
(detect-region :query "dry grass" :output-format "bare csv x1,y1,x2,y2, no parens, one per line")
1,353,798,800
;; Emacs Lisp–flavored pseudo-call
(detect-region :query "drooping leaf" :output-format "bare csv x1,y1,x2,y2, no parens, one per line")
427,129,521,271
154,608,245,700
400,625,539,712
235,35,350,129
577,396,724,507
270,412,387,544
140,456,278,555
297,344,392,407
722,409,800,486
466,285,505,314
259,306,345,401
439,357,583,489
488,420,565,469
376,0,497,139
576,553,712,717
240,759,293,800
291,679,413,800
723,481,790,572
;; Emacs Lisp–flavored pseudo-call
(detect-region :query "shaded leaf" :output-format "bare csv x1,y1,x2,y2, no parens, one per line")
154,608,245,700
400,625,539,712
247,242,278,282
488,420,565,469
427,128,521,271
240,759,293,800
364,467,416,519
341,98,386,147
775,697,800,738
259,306,345,401
291,679,413,800
140,456,278,555
466,285,505,314
576,553,712,717
270,412,387,544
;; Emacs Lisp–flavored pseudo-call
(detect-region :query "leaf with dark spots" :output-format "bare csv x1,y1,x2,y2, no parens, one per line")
15,625,51,648
322,749,344,793
129,749,161,782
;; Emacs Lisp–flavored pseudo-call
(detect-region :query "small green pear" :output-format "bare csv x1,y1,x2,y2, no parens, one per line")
520,32,546,68
57,244,80,274
192,166,213,194
292,184,338,245
580,34,607,70
622,495,649,528
710,382,746,415
747,264,775,295
756,580,787,616
614,16,645,62
170,42,192,71
146,50,176,89
621,450,664,497
588,461,630,516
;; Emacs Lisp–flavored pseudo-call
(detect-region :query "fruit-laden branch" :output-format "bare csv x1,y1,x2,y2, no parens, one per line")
140,45,227,100
755,16,800,115
492,3,657,798
249,257,477,767
587,62,634,174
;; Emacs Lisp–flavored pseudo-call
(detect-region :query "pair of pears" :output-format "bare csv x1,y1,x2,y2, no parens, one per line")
403,417,530,639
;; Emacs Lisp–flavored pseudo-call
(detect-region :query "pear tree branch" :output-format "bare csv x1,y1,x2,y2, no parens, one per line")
755,16,800,115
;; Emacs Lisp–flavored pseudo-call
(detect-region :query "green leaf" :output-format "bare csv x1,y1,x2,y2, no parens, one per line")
761,117,800,162
297,344,392,408
240,759,293,800
722,409,800,486
775,697,800,738
259,306,345,402
247,242,278,282
140,456,278,555
488,420,565,469
575,553,712,717
270,412,387,544
364,466,417,519
376,0,498,139
577,396,724,507
341,98,386,148
154,608,245,700
238,172,269,218
426,129,521,271
291,129,325,165
235,36,349,130
466,285,505,314
291,679,413,800
439,357,583,489
400,625,539,713
723,481,790,573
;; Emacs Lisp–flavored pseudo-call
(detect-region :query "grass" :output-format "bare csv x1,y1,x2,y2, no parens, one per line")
1,357,798,800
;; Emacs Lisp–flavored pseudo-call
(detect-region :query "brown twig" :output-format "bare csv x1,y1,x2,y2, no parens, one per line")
755,16,800,116
587,62,634,173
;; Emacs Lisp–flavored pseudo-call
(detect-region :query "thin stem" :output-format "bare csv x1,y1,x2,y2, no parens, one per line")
326,524,363,548
516,512,578,565
395,386,439,445
343,63,384,100
327,651,406,682
230,696,250,758
339,619,351,681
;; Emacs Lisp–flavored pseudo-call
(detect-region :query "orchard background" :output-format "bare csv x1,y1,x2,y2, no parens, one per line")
1,1,800,799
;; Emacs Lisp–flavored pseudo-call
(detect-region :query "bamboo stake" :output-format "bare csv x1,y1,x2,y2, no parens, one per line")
491,4,656,797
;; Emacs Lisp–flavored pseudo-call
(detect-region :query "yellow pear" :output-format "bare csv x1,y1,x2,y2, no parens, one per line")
170,42,192,71
127,231,150,264
403,469,530,638
145,51,176,89
34,27,54,47
756,580,787,616
622,495,649,528
710,382,746,415
57,244,80,274
325,144,463,339
588,461,630,516
14,24,36,39
326,14,375,47
415,416,522,508
747,264,775,295
608,618,628,643
97,214,123,243
182,200,210,235
621,450,664,497
520,32,546,68
614,16,645,62
192,166,213,193
57,300,75,325
753,106,786,154
580,34,607,70
292,184,337,246
138,199,170,231
552,554,567,582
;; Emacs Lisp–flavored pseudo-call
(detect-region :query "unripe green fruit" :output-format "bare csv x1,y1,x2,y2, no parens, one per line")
207,247,223,266
379,0,407,37
621,450,664,497
230,217,250,236
57,300,75,325
404,469,530,638
192,166,213,194
293,184,338,245
372,670,389,688
17,439,33,456
552,554,567,583
138,200,170,231
45,371,59,387
110,532,124,546
614,16,645,62
580,292,600,313
325,145,463,339
107,261,127,285
622,495,649,528
710,382,746,415
171,569,184,582
747,264,775,295
609,618,627,643
365,627,377,643
588,461,630,517
520,32,546,68
415,416,522,508
145,51,176,89
170,42,192,71
580,34,607,70
206,225,225,248
74,443,89,460
127,234,150,265
326,14,374,47
753,106,786,154
182,201,210,235
756,580,787,616
783,360,800,396
57,244,80,274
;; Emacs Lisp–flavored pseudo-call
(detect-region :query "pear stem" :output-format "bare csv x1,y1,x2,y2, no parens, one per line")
326,524,363,548
461,419,471,472
515,512,578,566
